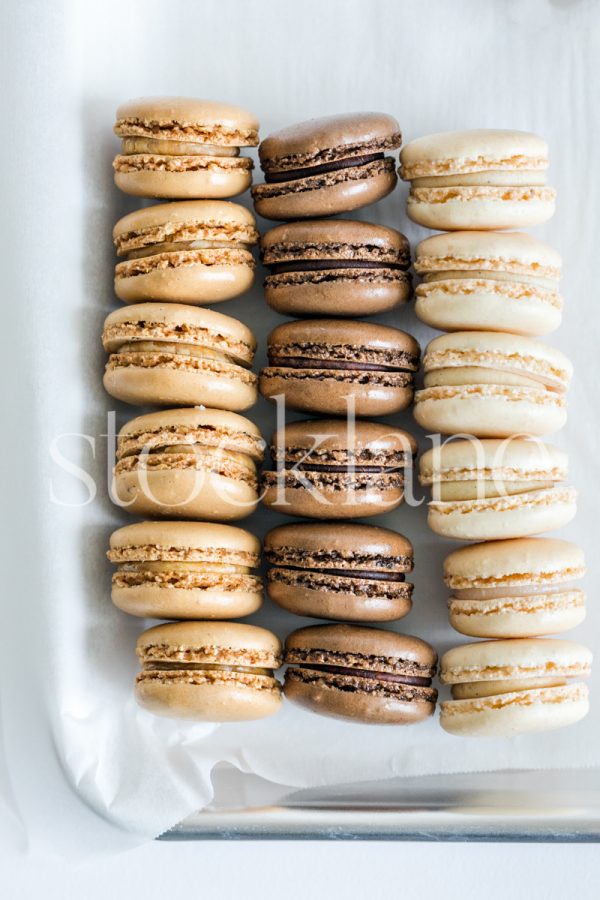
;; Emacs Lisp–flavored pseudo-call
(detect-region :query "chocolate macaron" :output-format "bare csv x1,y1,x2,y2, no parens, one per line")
113,97,258,199
261,219,411,316
102,303,257,410
262,418,416,519
252,113,401,220
259,319,420,417
264,522,414,622
113,201,258,305
284,624,438,724
112,407,264,521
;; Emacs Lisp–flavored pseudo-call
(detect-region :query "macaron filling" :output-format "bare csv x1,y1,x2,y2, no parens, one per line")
120,138,241,157
264,151,386,183
115,221,259,257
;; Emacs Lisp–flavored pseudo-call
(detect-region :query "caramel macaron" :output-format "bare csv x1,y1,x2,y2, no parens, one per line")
113,97,258,199
112,407,264,521
108,521,263,619
136,622,282,721
419,439,576,541
265,522,414,623
259,319,420,417
102,303,257,410
252,113,401,220
261,219,411,316
400,129,556,230
262,418,416,519
113,201,258,305
284,624,438,724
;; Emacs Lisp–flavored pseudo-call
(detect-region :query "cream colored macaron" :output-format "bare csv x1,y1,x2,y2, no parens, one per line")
439,638,591,736
136,621,282,721
419,438,576,540
414,232,562,336
113,200,258,304
444,538,586,637
113,97,259,199
108,521,263,619
400,129,556,230
102,303,257,410
414,331,571,437
112,407,265,521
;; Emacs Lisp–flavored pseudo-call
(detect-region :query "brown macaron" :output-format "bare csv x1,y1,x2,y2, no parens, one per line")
102,303,257,410
252,113,401,220
108,521,263,619
260,219,412,316
259,319,420,417
284,624,438,724
264,522,414,622
112,407,264,521
136,621,282,721
261,418,417,519
113,201,258,305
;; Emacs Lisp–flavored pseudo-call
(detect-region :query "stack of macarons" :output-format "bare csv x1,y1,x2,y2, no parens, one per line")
105,98,285,722
400,129,591,736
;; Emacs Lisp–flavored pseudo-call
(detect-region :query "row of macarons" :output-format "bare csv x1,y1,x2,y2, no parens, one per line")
112,98,555,232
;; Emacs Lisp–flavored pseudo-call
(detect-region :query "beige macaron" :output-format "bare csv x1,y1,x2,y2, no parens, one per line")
439,638,591,736
400,129,556,230
419,438,576,541
102,303,257,410
113,97,258,199
415,331,572,437
108,521,263,619
414,232,562,336
113,201,258,304
112,407,264,521
444,538,586,638
136,621,282,721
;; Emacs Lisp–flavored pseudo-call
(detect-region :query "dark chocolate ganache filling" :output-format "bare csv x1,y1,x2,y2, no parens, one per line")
266,356,417,373
267,259,405,275
274,565,406,582
264,152,384,184
294,662,432,687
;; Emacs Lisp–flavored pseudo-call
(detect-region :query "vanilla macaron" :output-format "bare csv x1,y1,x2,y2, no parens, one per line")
113,97,258,199
414,232,562,336
400,129,556,230
440,639,591,736
444,538,586,638
102,303,257,410
113,201,258,304
415,332,572,437
419,438,576,540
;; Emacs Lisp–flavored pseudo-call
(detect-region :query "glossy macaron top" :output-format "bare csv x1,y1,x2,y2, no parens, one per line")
265,318,420,366
113,200,258,254
285,623,437,672
114,97,259,145
102,302,257,363
137,620,282,667
419,438,567,485
108,520,261,566
260,218,410,265
270,417,418,461
415,231,561,285
264,522,413,573
400,129,549,180
440,638,592,685
258,113,401,172
443,538,585,592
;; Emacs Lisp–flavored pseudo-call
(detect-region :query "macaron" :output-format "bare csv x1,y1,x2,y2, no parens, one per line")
136,622,282,721
444,538,586,638
264,522,414,622
399,129,556,230
439,639,591,736
419,438,576,541
260,219,412,316
113,201,258,304
113,97,258,198
102,303,257,410
284,624,438,724
108,521,263,619
252,113,401,220
113,407,264,521
414,232,562,336
414,332,572,437
259,319,420,417
262,418,417,519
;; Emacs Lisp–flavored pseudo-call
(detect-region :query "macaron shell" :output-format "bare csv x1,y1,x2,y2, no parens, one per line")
448,591,586,638
115,97,260,142
114,166,253,200
261,478,406,520
259,370,413,417
265,277,410,317
267,574,412,623
104,362,257,410
406,188,555,231
440,636,592,682
264,521,413,569
114,258,254,304
443,536,585,587
112,580,263,619
136,678,281,721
